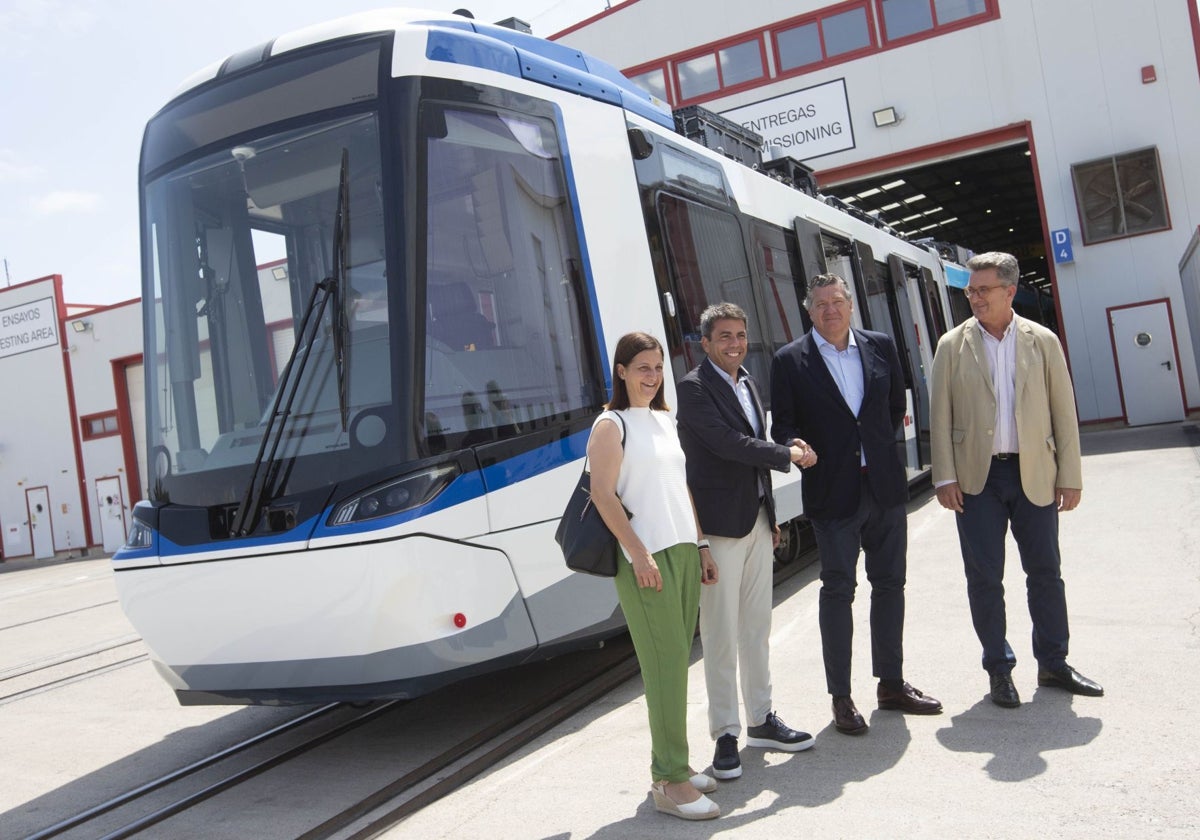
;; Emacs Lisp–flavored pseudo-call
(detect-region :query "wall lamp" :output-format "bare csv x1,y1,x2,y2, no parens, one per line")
873,106,901,128
71,320,92,333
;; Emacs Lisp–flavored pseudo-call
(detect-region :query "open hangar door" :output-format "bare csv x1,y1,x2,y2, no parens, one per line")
819,141,1056,332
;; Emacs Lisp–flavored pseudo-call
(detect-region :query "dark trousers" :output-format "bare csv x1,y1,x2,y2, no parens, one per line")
811,475,906,696
955,457,1070,675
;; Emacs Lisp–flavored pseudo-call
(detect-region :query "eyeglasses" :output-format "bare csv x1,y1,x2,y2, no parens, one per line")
962,284,1004,299
811,298,851,312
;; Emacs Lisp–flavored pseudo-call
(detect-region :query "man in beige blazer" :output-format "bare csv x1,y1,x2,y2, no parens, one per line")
930,251,1102,708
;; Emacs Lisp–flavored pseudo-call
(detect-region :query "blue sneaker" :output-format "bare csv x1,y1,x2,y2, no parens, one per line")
711,733,741,779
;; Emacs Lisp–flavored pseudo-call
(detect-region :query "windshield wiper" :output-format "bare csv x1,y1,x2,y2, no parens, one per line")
230,148,351,538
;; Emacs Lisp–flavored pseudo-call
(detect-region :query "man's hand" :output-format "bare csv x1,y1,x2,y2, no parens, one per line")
935,482,964,512
789,439,818,469
1056,487,1081,512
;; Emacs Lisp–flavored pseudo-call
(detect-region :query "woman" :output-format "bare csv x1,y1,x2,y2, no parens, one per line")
588,331,721,821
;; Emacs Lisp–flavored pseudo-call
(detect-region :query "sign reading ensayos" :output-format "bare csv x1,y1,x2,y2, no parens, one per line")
0,296,59,359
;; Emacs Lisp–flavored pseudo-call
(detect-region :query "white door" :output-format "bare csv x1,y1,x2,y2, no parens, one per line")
96,478,127,554
1110,302,1185,426
26,487,55,560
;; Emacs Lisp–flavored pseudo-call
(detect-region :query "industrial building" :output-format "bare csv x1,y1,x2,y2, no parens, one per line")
4,0,1200,561
557,0,1200,424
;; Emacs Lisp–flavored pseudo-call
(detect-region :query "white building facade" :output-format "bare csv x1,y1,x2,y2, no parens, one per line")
0,275,143,560
557,0,1200,423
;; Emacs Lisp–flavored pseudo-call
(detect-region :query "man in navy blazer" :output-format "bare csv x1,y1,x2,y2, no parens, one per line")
678,302,814,781
771,274,941,735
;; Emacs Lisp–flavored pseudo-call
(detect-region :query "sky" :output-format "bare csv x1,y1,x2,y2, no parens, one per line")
0,1,627,305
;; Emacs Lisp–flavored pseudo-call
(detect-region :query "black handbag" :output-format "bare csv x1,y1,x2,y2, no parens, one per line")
555,413,629,577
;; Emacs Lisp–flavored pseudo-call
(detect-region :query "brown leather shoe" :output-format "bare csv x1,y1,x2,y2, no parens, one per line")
877,681,943,714
832,695,868,735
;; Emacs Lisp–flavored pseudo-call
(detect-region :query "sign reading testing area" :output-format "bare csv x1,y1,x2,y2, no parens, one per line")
0,297,59,359
721,78,855,162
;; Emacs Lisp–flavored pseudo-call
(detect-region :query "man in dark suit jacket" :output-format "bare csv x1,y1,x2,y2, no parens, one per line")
678,302,814,782
771,274,941,735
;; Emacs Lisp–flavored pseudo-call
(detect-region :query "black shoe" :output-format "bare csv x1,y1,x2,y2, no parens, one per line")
990,672,1021,708
1038,664,1104,697
876,681,943,714
746,711,815,752
711,733,741,779
832,695,868,735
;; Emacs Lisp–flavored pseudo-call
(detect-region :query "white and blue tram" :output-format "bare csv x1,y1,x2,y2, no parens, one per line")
114,9,959,704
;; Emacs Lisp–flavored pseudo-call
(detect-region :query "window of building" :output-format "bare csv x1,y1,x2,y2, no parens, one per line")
633,0,996,107
877,0,991,43
1071,147,1170,245
776,22,822,72
82,411,120,440
676,38,765,103
677,54,719,100
823,6,874,56
773,3,875,76
628,66,669,102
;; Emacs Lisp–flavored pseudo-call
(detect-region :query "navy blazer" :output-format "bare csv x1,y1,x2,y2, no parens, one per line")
770,329,908,520
677,359,793,539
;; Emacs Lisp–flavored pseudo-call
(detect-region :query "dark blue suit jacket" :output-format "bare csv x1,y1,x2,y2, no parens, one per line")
770,329,908,520
677,359,793,539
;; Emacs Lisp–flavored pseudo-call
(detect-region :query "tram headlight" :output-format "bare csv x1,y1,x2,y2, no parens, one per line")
330,463,460,525
125,520,154,549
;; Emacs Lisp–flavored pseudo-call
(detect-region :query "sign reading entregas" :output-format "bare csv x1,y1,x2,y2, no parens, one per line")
721,78,855,162
0,297,59,359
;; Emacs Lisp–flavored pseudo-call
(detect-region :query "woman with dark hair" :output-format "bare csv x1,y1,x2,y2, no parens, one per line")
588,331,721,821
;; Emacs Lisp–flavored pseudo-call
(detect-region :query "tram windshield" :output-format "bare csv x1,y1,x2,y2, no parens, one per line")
139,35,604,512
141,106,391,505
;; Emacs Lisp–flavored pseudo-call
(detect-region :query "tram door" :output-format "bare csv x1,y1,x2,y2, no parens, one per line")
886,255,932,469
655,193,772,385
847,242,923,477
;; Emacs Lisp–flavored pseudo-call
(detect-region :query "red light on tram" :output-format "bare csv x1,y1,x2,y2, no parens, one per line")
453,613,467,628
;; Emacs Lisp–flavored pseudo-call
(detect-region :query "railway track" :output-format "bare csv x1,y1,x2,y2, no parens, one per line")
0,635,148,705
11,549,816,839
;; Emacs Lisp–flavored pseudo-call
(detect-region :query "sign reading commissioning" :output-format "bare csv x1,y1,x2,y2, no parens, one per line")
721,78,855,162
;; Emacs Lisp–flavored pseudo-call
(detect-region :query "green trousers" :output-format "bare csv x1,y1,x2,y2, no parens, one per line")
614,542,702,783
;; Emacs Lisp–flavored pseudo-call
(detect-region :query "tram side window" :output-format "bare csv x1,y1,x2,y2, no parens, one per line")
658,195,767,383
422,105,602,452
752,224,810,354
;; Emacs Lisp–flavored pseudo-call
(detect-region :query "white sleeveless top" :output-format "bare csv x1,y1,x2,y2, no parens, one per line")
592,407,696,562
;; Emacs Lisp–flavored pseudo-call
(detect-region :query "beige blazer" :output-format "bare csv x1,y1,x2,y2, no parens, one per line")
930,314,1082,507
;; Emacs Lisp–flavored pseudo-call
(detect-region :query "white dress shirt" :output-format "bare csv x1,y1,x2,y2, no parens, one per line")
813,329,867,466
978,318,1019,455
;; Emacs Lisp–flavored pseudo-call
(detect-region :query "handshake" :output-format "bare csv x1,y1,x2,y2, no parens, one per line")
788,438,818,469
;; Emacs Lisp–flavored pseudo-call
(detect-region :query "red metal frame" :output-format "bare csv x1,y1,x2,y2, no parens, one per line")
672,32,769,106
874,0,1000,47
1070,148,1173,247
769,0,879,81
110,353,145,505
53,275,95,548
620,0,997,108
80,410,121,441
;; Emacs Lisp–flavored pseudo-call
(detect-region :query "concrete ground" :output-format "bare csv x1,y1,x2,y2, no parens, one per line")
393,421,1200,839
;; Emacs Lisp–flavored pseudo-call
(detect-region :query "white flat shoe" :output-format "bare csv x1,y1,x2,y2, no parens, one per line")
650,782,720,821
687,769,717,793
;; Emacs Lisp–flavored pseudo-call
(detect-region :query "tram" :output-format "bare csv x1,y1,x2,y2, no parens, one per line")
114,9,959,704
